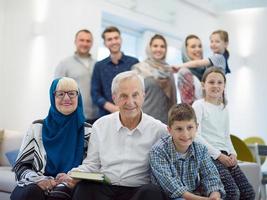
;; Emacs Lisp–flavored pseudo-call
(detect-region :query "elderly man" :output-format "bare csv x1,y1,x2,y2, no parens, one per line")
72,71,168,200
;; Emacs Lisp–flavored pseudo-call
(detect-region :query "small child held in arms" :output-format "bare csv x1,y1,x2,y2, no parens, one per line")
149,103,225,200
173,30,231,75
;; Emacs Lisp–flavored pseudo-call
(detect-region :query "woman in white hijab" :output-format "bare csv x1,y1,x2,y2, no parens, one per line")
132,34,176,124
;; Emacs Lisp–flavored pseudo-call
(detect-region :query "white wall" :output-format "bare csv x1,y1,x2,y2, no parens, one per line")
219,8,267,142
0,0,218,132
1,0,102,131
0,0,5,126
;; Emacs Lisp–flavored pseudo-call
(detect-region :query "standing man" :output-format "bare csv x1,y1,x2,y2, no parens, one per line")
91,26,139,117
55,29,98,124
71,71,168,200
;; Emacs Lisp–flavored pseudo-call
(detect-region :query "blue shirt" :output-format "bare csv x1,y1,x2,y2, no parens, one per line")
149,135,225,199
91,53,139,117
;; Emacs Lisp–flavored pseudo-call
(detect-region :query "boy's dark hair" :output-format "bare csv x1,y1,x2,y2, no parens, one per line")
168,103,197,127
101,26,121,40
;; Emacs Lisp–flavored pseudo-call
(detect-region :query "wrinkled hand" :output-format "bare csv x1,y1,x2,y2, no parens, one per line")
37,179,57,191
218,153,235,167
56,173,80,189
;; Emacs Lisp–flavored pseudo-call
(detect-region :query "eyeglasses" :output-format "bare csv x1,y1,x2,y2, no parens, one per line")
54,90,79,99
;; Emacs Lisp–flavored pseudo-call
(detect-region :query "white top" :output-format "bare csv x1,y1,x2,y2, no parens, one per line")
192,99,236,159
72,111,167,187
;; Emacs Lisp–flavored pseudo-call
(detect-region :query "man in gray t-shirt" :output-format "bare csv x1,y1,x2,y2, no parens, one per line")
55,29,98,124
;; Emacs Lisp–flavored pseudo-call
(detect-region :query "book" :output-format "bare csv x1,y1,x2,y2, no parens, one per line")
69,171,111,184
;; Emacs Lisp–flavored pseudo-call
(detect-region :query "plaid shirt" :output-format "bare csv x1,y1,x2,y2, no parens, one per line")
149,135,225,199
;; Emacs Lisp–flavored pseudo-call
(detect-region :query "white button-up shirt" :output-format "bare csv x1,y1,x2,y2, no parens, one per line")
74,111,167,187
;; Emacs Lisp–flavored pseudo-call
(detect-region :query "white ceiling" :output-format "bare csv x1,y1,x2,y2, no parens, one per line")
183,0,267,14
105,0,267,23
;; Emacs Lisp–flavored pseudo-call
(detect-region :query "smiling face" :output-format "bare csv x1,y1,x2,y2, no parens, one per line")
210,33,228,54
150,38,167,61
75,31,93,56
168,119,197,153
202,72,225,103
103,31,122,54
55,79,79,115
112,77,144,121
186,37,203,60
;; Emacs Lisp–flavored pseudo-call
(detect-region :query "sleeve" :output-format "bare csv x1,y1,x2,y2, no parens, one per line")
208,54,226,72
71,125,101,173
192,101,221,159
199,146,226,198
224,108,237,155
90,63,107,108
54,61,67,78
149,147,189,198
13,124,48,184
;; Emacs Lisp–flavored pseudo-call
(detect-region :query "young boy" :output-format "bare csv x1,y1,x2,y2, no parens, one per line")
149,103,225,200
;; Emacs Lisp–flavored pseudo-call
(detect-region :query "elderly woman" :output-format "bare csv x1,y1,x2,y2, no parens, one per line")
11,77,91,200
132,34,176,124
176,34,205,105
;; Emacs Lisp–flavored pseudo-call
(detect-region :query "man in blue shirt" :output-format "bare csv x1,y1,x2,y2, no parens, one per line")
91,26,139,117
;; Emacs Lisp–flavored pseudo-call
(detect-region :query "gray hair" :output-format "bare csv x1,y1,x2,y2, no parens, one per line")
111,71,145,94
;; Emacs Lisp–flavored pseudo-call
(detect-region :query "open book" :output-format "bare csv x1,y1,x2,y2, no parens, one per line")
69,171,111,184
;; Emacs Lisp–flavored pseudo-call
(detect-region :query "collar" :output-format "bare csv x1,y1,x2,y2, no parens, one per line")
107,52,125,64
168,138,196,161
74,52,92,59
115,111,145,134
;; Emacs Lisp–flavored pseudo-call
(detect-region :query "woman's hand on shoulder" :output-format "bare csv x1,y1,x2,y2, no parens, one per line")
171,65,181,73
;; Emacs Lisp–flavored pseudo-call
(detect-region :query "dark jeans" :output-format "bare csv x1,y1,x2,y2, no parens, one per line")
11,184,71,200
72,181,168,200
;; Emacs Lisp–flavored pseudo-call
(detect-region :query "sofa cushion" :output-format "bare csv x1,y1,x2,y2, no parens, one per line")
5,149,19,167
0,166,17,193
0,129,23,166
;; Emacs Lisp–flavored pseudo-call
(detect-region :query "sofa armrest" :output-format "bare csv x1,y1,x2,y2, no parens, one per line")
0,129,23,166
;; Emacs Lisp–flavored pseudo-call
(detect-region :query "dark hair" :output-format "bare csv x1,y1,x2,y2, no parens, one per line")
149,34,167,47
101,26,121,40
75,29,92,39
185,34,201,47
201,67,227,106
168,103,197,127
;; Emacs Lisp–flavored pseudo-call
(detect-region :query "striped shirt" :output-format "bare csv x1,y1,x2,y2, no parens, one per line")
149,135,225,199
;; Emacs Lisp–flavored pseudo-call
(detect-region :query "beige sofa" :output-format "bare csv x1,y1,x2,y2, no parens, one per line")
0,129,23,200
0,129,262,200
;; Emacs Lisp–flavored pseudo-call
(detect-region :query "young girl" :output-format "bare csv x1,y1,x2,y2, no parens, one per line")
174,30,231,75
192,67,255,200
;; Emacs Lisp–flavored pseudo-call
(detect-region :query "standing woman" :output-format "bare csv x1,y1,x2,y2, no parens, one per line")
11,77,91,200
176,34,205,105
132,34,176,124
